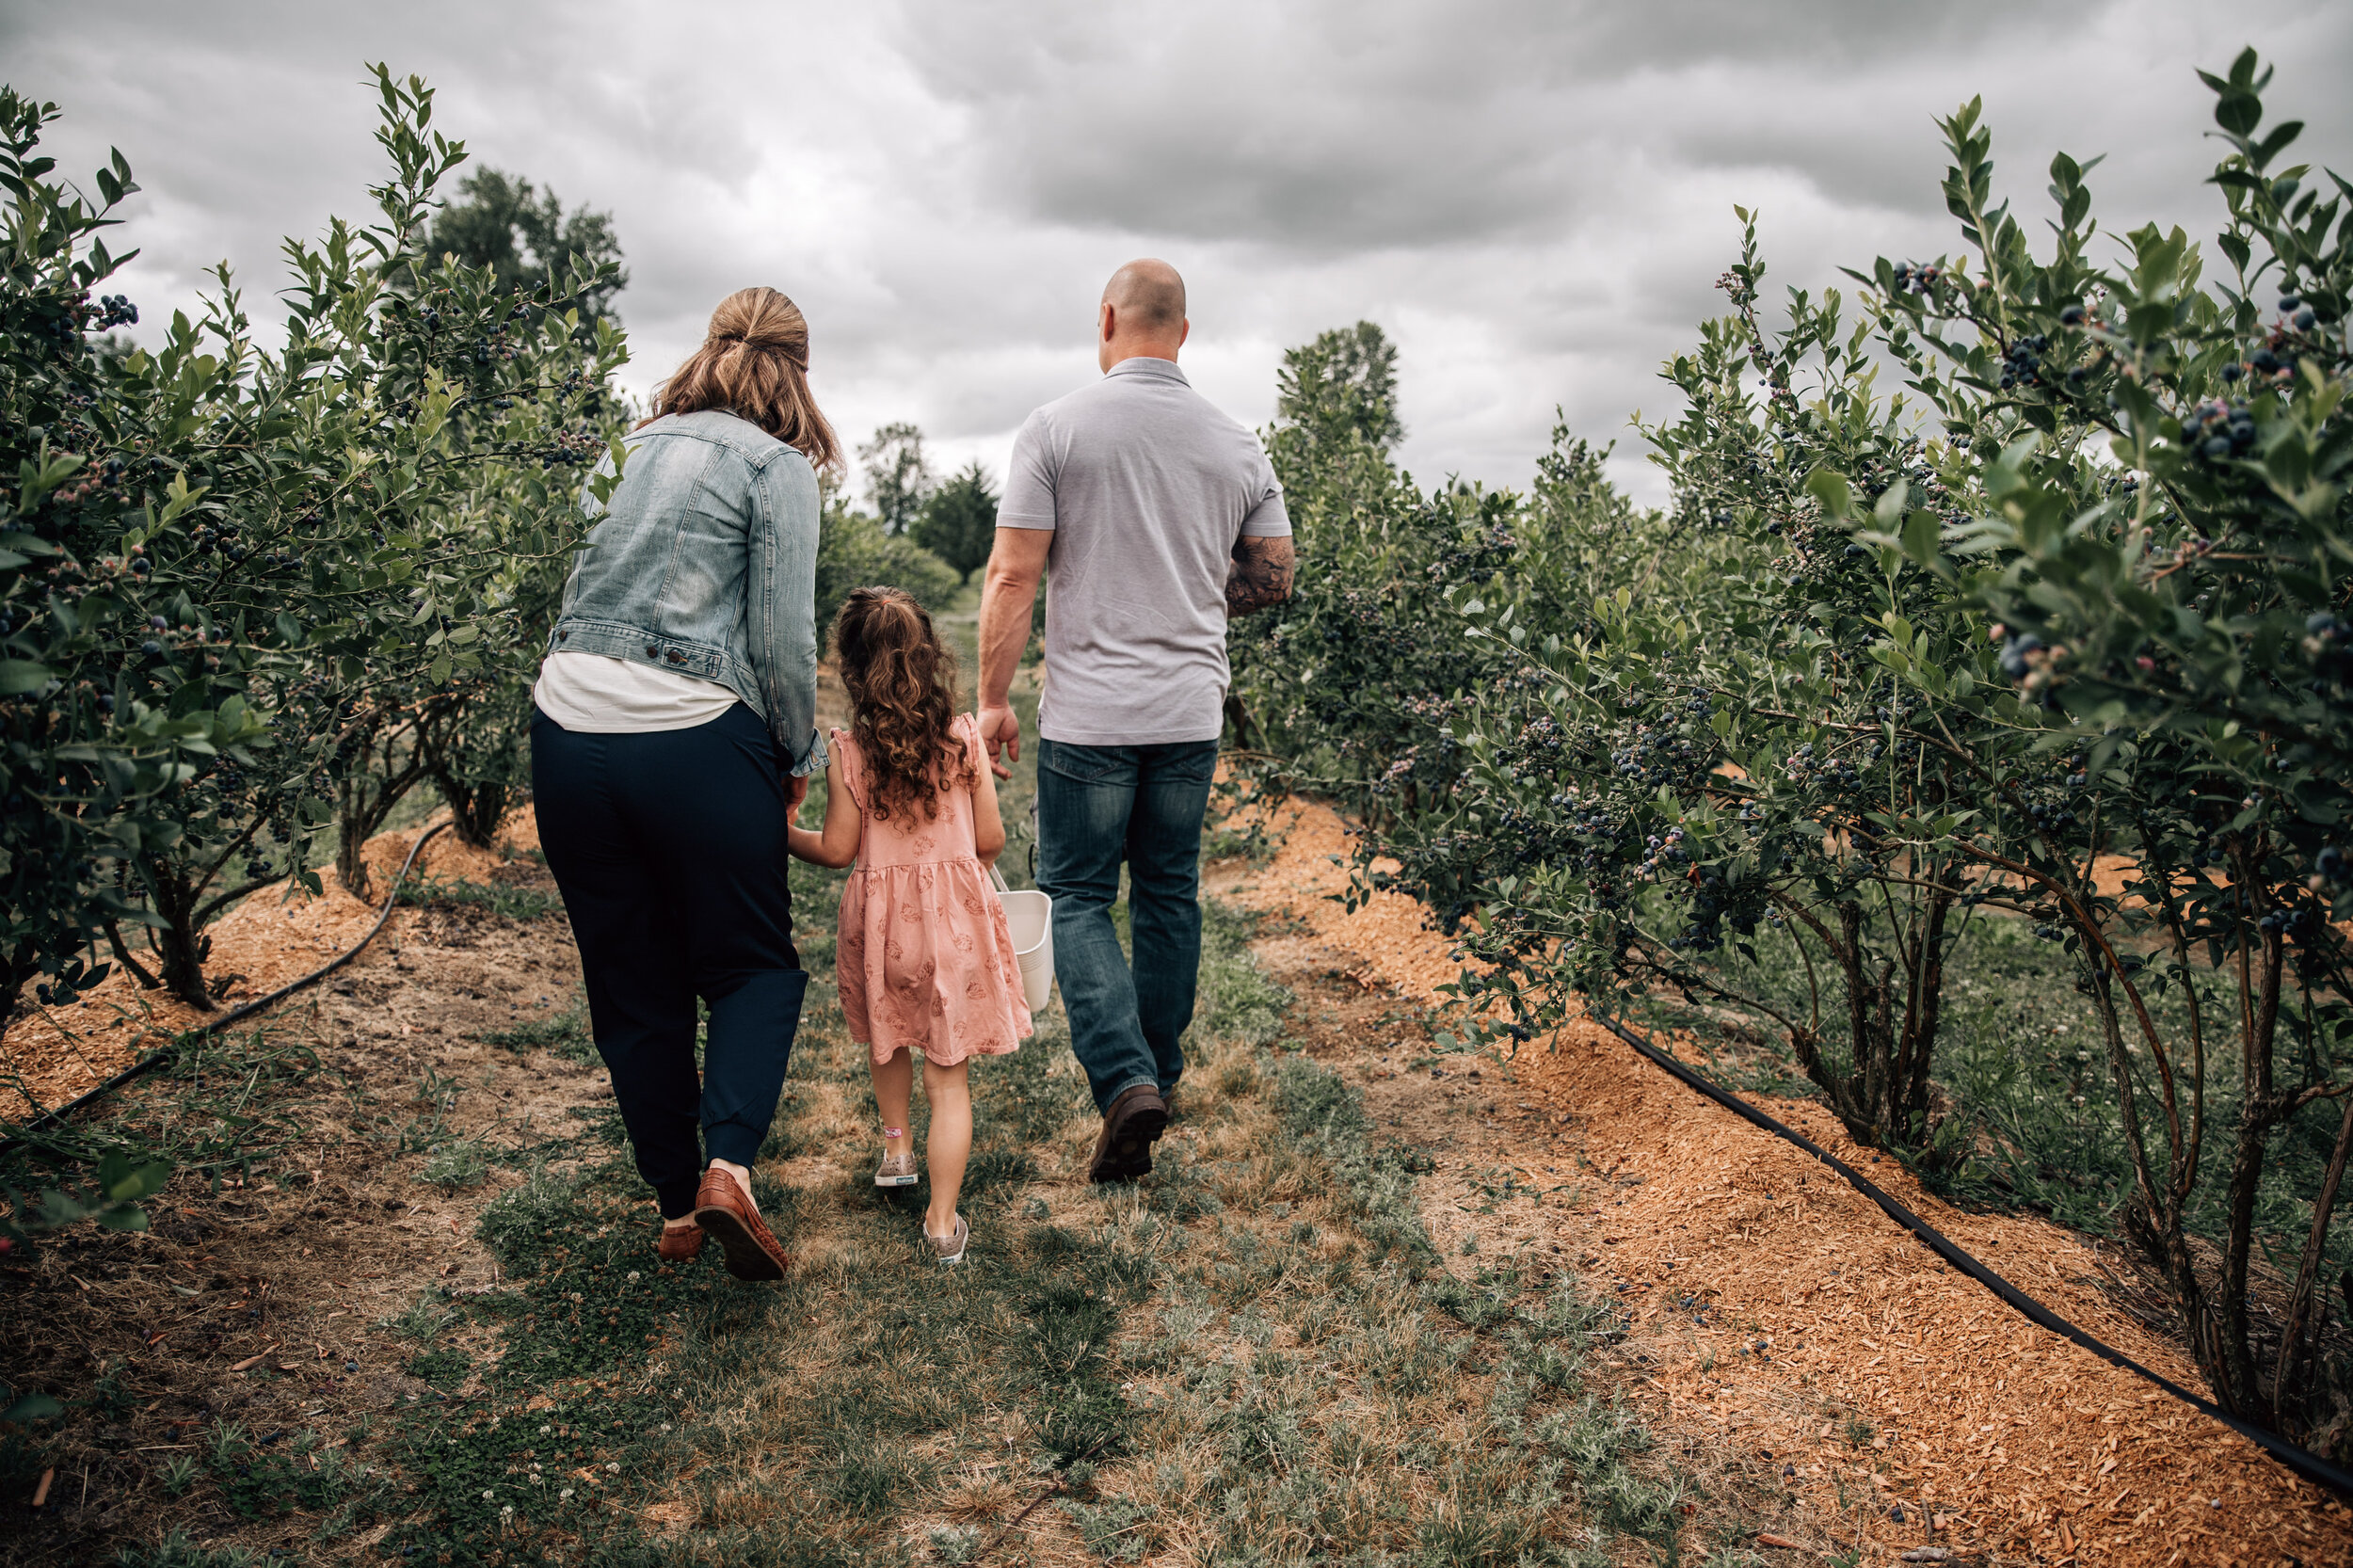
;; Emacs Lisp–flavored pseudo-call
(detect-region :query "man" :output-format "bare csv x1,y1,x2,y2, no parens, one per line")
976,259,1296,1182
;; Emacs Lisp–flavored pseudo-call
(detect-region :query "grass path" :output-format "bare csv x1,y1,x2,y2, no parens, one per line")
5,585,1746,1566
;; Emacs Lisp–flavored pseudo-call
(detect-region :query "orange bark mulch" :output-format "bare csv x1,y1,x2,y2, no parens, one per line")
1221,795,2349,1568
1,808,544,1122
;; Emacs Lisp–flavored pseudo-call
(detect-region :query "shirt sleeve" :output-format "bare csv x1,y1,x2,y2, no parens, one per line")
1240,450,1291,538
996,408,1060,531
753,450,828,776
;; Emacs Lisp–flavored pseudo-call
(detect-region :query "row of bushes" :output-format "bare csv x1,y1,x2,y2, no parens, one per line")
0,68,971,1031
0,69,629,1015
1233,50,2351,1446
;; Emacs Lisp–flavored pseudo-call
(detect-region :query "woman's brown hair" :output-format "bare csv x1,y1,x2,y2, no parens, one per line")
641,287,841,472
833,586,976,825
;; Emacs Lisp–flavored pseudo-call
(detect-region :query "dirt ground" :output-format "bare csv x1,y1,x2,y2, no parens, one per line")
2,812,559,1121
0,810,606,1563
7,785,2347,1566
1211,795,2352,1568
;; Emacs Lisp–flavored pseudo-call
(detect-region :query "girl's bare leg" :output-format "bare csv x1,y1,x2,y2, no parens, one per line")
922,1057,971,1238
871,1048,915,1165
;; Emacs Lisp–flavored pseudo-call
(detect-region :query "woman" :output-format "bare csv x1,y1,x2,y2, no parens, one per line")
531,286,834,1281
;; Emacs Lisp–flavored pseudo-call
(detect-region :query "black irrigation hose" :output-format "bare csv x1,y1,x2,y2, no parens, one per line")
0,822,452,1161
1592,1010,2353,1504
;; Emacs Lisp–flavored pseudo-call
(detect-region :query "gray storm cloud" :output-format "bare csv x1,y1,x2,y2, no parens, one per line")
3,0,2346,503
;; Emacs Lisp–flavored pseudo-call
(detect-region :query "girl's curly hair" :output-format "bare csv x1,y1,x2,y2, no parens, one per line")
833,586,975,825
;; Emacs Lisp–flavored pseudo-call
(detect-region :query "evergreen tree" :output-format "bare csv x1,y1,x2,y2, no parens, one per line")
910,459,999,582
426,168,626,320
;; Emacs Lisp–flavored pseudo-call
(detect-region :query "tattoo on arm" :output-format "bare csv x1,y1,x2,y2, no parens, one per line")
1225,536,1296,617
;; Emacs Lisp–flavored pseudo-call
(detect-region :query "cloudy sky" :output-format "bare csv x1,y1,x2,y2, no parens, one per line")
6,1,2347,504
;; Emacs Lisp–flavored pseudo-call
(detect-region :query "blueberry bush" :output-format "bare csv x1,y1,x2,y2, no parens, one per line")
0,68,627,1014
1240,51,2352,1443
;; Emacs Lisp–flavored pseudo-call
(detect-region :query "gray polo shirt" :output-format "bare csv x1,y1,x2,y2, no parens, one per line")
999,357,1290,746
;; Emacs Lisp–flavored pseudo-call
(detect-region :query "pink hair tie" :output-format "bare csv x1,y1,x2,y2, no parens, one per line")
883,1127,906,1138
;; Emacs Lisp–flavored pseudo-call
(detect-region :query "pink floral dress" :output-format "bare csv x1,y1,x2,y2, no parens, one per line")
832,714,1032,1066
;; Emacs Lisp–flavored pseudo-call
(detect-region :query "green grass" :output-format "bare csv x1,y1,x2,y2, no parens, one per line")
472,990,594,1062
0,1020,325,1200
307,889,1702,1565
57,580,1715,1564
393,874,562,921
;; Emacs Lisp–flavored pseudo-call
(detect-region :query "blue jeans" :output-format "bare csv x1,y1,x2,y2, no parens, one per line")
1035,737,1219,1113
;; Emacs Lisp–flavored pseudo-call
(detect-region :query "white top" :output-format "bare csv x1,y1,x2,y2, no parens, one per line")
533,650,743,733
997,356,1289,745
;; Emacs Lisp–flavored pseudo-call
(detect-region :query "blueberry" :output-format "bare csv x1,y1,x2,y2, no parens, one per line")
2280,294,2301,312
140,639,162,655
2296,309,2316,331
149,615,168,630
2058,304,2086,326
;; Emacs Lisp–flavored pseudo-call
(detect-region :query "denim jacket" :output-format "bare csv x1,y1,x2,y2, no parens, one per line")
548,409,826,775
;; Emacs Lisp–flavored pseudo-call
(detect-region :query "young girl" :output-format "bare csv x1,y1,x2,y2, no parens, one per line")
788,586,1032,1263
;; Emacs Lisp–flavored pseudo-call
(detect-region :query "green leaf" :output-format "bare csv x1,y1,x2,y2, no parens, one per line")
2,1392,64,1422
1804,469,1854,520
1900,509,1941,568
0,660,53,695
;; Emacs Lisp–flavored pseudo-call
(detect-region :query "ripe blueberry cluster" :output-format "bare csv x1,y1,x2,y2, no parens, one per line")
2301,612,2349,683
2181,399,2255,463
1889,262,1944,295
2256,904,2321,941
94,293,137,328
1999,333,2051,391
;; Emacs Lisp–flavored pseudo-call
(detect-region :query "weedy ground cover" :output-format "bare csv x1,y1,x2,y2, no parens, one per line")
2,602,1734,1564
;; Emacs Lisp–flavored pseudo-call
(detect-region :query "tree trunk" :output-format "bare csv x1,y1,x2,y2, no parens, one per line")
140,865,215,1011
335,713,428,902
2273,1093,2353,1432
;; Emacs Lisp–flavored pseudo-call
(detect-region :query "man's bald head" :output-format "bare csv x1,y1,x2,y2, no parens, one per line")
1097,259,1190,370
1103,259,1186,333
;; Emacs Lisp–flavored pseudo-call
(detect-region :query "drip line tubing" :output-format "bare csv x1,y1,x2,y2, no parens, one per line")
0,822,452,1160
1592,1010,2353,1503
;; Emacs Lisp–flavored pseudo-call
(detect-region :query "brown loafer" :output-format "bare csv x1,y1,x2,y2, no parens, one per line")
657,1222,703,1263
1087,1084,1169,1184
691,1167,790,1281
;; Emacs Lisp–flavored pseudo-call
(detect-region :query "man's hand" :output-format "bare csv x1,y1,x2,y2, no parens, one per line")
977,702,1021,780
1225,535,1296,617
785,770,810,818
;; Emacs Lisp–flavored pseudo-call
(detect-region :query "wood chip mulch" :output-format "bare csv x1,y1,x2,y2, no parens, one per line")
2,808,546,1121
1220,796,2350,1568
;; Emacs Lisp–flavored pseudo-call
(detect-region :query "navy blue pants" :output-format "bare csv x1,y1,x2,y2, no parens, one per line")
532,703,808,1219
1034,737,1219,1113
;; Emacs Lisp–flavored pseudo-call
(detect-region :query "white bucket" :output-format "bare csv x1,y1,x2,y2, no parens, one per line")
991,865,1055,1016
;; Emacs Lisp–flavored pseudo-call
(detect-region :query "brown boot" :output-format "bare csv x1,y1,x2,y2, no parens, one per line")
691,1167,790,1281
657,1221,703,1263
1087,1084,1169,1184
